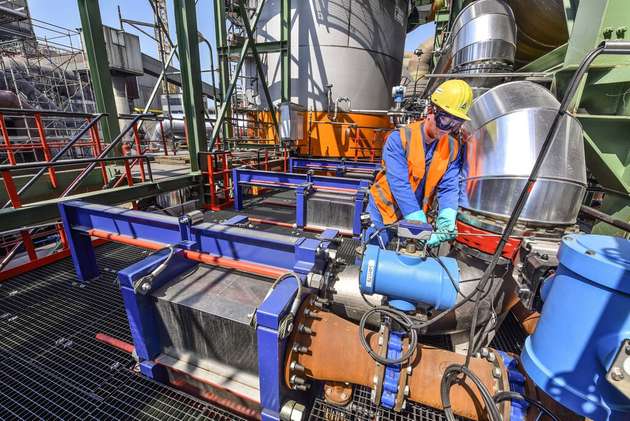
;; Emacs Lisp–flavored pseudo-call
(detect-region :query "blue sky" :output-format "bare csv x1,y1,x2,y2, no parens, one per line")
28,0,435,85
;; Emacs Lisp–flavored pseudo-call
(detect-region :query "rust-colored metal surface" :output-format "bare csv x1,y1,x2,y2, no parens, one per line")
323,382,353,406
505,0,569,65
285,298,509,420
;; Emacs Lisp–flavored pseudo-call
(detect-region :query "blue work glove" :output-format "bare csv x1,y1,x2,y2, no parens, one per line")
427,208,458,247
404,210,427,223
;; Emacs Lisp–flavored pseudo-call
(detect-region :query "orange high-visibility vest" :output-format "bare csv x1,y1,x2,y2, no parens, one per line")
370,121,460,224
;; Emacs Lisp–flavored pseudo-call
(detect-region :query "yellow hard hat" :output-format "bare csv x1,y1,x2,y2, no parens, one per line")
430,79,473,121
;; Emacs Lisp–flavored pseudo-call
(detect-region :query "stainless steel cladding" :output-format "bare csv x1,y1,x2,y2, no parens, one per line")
450,0,517,72
462,81,587,226
251,0,409,111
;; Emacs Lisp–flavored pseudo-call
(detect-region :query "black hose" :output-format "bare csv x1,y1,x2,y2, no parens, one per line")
359,306,418,365
494,391,561,421
426,248,461,295
440,364,502,421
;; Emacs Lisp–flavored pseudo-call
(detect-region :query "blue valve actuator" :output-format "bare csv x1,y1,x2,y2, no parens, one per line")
359,244,459,312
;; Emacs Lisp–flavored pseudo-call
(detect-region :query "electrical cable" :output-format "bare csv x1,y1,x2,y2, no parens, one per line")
493,391,561,421
264,271,303,319
359,306,418,365
135,245,176,293
426,248,461,295
440,364,502,421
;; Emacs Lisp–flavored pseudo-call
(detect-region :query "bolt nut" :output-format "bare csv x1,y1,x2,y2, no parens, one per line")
290,375,306,385
404,385,410,397
373,375,379,385
290,361,305,373
611,366,624,381
292,344,308,354
480,348,489,358
487,352,496,363
492,367,502,379
406,366,412,375
298,324,312,335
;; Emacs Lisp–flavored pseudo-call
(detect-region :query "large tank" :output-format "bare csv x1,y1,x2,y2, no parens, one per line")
461,81,587,226
505,0,569,66
250,0,410,111
450,0,517,73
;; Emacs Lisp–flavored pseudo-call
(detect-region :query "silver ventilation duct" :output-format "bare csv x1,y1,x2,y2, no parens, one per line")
451,0,517,74
461,81,587,226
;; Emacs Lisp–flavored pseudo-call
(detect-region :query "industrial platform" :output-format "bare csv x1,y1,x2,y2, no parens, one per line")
0,241,525,420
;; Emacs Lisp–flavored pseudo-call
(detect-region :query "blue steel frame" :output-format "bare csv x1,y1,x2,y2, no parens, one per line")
59,200,331,283
118,244,197,379
289,157,381,177
232,168,371,235
59,200,338,420
256,277,300,421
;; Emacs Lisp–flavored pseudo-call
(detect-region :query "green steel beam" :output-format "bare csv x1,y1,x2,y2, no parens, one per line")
281,0,291,102
208,0,267,150
0,175,198,233
518,44,568,73
237,0,279,140
213,0,231,142
174,0,207,172
77,0,120,145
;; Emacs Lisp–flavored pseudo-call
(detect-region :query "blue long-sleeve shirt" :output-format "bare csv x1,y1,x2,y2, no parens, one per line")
370,128,463,219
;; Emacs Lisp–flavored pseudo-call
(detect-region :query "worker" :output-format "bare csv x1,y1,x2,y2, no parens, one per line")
365,79,473,247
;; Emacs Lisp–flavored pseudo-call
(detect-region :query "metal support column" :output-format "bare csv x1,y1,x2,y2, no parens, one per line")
237,0,280,141
213,0,231,143
280,0,291,103
209,1,267,150
77,0,120,145
173,0,207,171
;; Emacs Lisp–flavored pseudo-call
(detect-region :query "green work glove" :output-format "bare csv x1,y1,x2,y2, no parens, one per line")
427,208,458,247
404,210,427,223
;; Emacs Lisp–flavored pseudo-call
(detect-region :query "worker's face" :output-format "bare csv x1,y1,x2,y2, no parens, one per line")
434,108,465,134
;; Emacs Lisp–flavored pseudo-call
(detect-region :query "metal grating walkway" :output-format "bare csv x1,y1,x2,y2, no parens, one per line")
0,241,525,421
0,242,245,421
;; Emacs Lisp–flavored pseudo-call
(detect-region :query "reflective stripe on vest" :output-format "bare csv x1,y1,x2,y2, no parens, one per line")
369,121,458,225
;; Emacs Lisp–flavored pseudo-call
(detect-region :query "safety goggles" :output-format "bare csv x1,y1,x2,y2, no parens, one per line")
434,108,465,132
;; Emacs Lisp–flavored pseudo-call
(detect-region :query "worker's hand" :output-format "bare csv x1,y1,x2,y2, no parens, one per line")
404,210,427,223
427,208,458,247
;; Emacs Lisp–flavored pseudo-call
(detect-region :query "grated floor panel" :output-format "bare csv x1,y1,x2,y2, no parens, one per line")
0,242,246,421
0,240,525,421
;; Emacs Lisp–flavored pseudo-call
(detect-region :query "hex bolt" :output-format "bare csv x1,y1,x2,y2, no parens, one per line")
312,301,323,309
487,352,496,363
293,384,310,391
404,385,410,397
298,324,312,335
611,367,624,381
480,348,489,358
401,400,407,410
304,309,316,318
492,367,502,379
292,344,308,354
290,361,305,373
406,366,412,375
373,375,379,385
290,375,306,385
